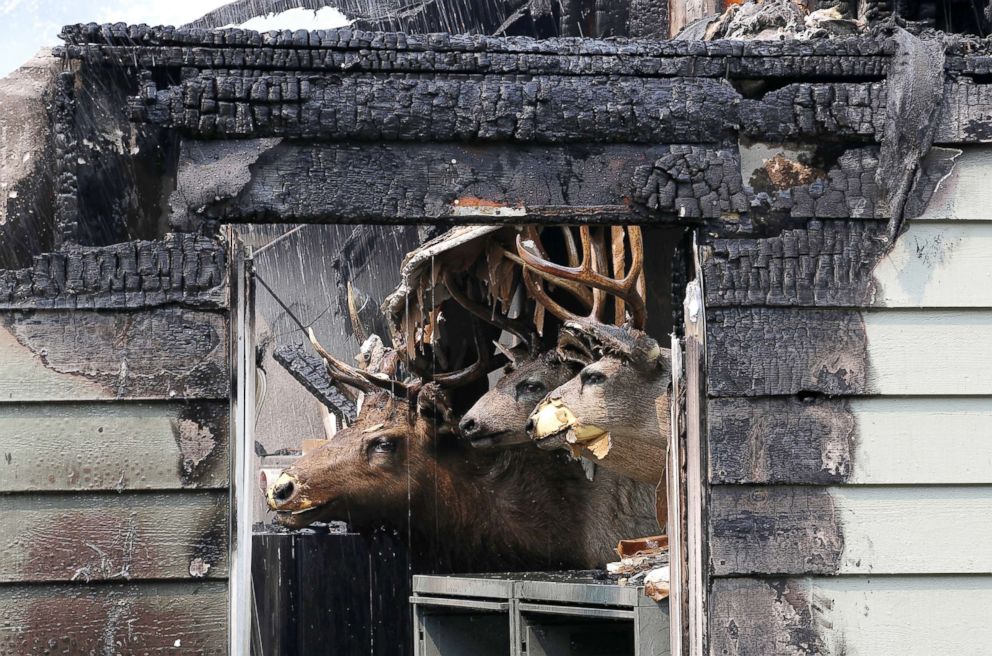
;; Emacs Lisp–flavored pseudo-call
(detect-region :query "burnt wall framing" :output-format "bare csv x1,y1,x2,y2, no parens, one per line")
1,20,989,655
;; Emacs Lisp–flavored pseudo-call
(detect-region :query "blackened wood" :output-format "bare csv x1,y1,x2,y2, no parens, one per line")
138,73,740,143
708,578,823,656
0,308,229,400
0,234,227,310
0,581,228,655
739,83,885,141
59,23,890,60
187,141,699,224
701,221,888,307
0,491,229,582
63,42,892,79
708,486,843,576
708,397,853,485
273,343,358,423
935,82,992,143
706,307,867,397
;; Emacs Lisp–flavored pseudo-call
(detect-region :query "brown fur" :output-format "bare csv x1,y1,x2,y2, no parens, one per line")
268,391,636,573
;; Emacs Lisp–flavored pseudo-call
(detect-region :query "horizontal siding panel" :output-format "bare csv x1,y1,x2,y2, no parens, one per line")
0,581,227,655
0,491,228,583
871,221,992,307
708,308,992,396
710,485,992,575
916,147,992,221
0,402,229,492
709,576,992,656
703,220,992,308
0,309,229,402
710,397,992,484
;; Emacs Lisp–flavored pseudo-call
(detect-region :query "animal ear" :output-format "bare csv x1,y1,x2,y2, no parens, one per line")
415,382,456,429
630,335,669,373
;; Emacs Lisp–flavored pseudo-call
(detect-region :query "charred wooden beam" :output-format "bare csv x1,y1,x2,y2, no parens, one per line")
273,343,358,423
0,234,227,310
173,140,722,227
739,83,885,141
701,220,888,307
61,42,892,79
136,73,740,143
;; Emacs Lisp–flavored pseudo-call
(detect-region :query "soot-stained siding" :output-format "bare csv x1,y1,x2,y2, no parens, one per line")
0,234,231,652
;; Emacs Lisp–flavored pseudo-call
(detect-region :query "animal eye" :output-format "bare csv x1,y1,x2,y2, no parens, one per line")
581,370,607,386
516,380,545,397
370,439,396,454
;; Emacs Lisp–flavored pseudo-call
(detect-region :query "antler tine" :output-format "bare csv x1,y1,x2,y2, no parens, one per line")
443,271,537,354
503,226,593,308
517,225,646,330
561,226,581,268
308,328,411,396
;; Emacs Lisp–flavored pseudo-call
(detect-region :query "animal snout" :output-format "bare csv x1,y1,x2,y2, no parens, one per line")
272,479,295,502
525,417,536,434
266,472,299,509
459,415,480,438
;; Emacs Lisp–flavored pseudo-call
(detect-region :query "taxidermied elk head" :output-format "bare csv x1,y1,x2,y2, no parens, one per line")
266,328,490,528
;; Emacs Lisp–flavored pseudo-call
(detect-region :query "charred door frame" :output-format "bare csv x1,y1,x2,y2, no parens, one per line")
230,230,257,656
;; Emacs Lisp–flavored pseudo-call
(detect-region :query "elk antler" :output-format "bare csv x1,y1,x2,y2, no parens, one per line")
516,226,646,330
443,271,538,355
430,318,507,388
308,328,412,396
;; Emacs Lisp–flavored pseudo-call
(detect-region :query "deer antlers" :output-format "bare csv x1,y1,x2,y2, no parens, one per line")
515,226,647,331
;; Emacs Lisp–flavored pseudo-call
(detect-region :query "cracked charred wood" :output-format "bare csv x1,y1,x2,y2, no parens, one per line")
701,220,889,307
0,235,227,310
273,344,358,423
707,307,868,397
136,73,740,143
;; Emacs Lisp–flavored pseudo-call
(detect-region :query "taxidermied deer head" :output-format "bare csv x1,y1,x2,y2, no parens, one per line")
527,320,672,487
514,228,671,489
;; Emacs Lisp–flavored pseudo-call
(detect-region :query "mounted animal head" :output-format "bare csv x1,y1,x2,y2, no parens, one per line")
454,225,645,448
266,387,453,529
527,319,672,461
266,329,483,529
458,348,584,448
